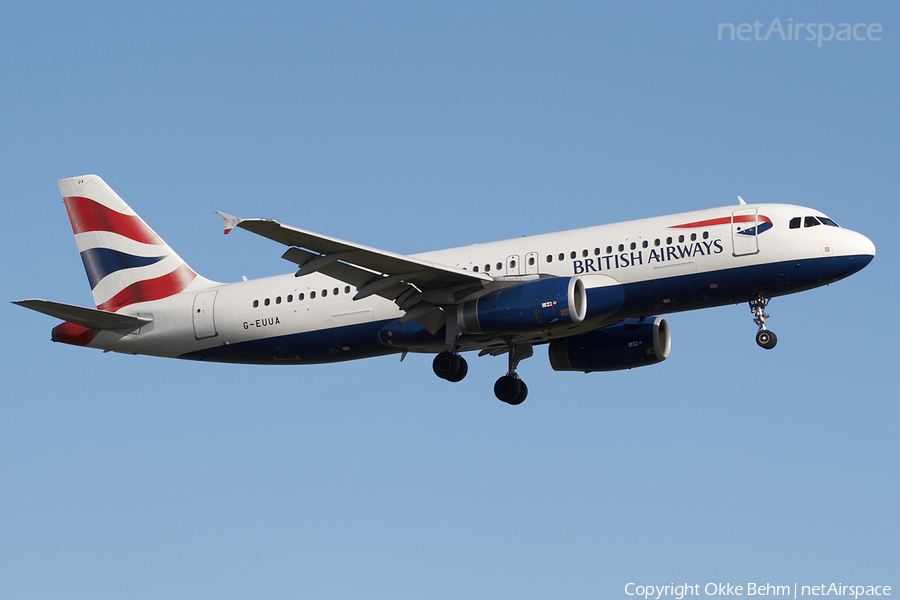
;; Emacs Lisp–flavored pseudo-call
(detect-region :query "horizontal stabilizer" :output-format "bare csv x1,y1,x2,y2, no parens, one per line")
12,299,152,330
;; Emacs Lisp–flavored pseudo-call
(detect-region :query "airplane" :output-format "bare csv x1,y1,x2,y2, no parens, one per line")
14,175,876,405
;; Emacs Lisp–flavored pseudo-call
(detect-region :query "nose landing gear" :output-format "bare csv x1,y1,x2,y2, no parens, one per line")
750,296,777,350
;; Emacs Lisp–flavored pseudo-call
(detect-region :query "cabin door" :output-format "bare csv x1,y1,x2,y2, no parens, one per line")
732,208,760,256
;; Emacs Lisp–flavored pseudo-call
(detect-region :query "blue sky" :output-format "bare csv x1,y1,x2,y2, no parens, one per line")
2,2,897,598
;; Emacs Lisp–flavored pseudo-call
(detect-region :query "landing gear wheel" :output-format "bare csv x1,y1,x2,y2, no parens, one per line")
492,343,532,404
446,356,468,382
494,375,521,403
749,296,777,350
508,380,527,405
755,329,777,350
433,351,461,380
494,375,527,405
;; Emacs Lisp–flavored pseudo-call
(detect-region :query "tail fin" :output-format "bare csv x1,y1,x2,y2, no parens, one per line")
58,175,215,312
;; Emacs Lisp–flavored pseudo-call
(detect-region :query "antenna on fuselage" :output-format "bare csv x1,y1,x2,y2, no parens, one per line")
738,196,747,205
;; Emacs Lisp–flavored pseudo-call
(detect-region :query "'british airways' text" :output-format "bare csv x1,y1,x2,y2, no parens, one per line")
573,239,725,274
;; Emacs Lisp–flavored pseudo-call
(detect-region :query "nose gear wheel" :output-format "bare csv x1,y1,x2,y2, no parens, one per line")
749,296,777,350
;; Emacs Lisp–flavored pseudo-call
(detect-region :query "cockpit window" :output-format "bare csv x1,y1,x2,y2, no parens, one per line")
789,217,801,229
819,217,840,227
804,216,821,228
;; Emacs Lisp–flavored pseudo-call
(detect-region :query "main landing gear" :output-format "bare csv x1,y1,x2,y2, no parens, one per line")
433,350,468,382
493,344,532,405
494,375,527,405
432,343,532,405
750,296,777,350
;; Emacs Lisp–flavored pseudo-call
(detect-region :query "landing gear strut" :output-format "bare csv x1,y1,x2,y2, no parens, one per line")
750,296,777,350
494,343,532,405
433,350,468,382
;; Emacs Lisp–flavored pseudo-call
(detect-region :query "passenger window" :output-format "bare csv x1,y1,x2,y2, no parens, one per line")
606,246,612,254
299,293,305,301
581,249,587,258
345,286,351,293
264,298,270,306
618,244,624,252
496,262,502,270
276,296,282,305
287,295,293,302
690,233,696,241
322,289,328,297
310,291,316,299
558,253,564,261
805,216,821,227
253,300,259,308
333,287,339,295
790,217,801,229
509,260,516,269
642,240,648,248
528,256,535,266
594,247,600,255
654,239,660,246
546,255,552,263
473,265,479,272
666,237,672,244
703,231,709,239
570,251,576,259
678,235,684,243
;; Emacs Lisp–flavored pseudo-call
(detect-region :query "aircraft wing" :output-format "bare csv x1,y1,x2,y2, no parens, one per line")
218,213,492,331
13,299,151,330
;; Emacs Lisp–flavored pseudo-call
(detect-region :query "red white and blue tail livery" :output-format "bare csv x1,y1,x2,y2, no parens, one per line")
14,175,875,404
59,175,216,311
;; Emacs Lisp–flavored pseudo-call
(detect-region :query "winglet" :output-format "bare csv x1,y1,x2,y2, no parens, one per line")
217,212,243,235
737,196,747,205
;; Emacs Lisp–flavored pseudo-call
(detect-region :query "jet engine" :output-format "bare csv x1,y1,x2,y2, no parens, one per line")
457,276,587,335
548,317,671,372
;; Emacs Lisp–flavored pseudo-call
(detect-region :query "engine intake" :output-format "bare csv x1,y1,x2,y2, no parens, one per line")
458,277,587,335
548,317,671,372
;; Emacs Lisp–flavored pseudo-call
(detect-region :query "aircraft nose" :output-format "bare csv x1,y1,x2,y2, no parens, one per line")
841,230,875,275
847,230,876,258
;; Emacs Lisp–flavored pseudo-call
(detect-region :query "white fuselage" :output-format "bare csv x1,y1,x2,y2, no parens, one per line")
81,203,875,363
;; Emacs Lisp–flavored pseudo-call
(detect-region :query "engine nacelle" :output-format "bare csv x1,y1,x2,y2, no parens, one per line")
457,277,587,335
548,317,671,372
